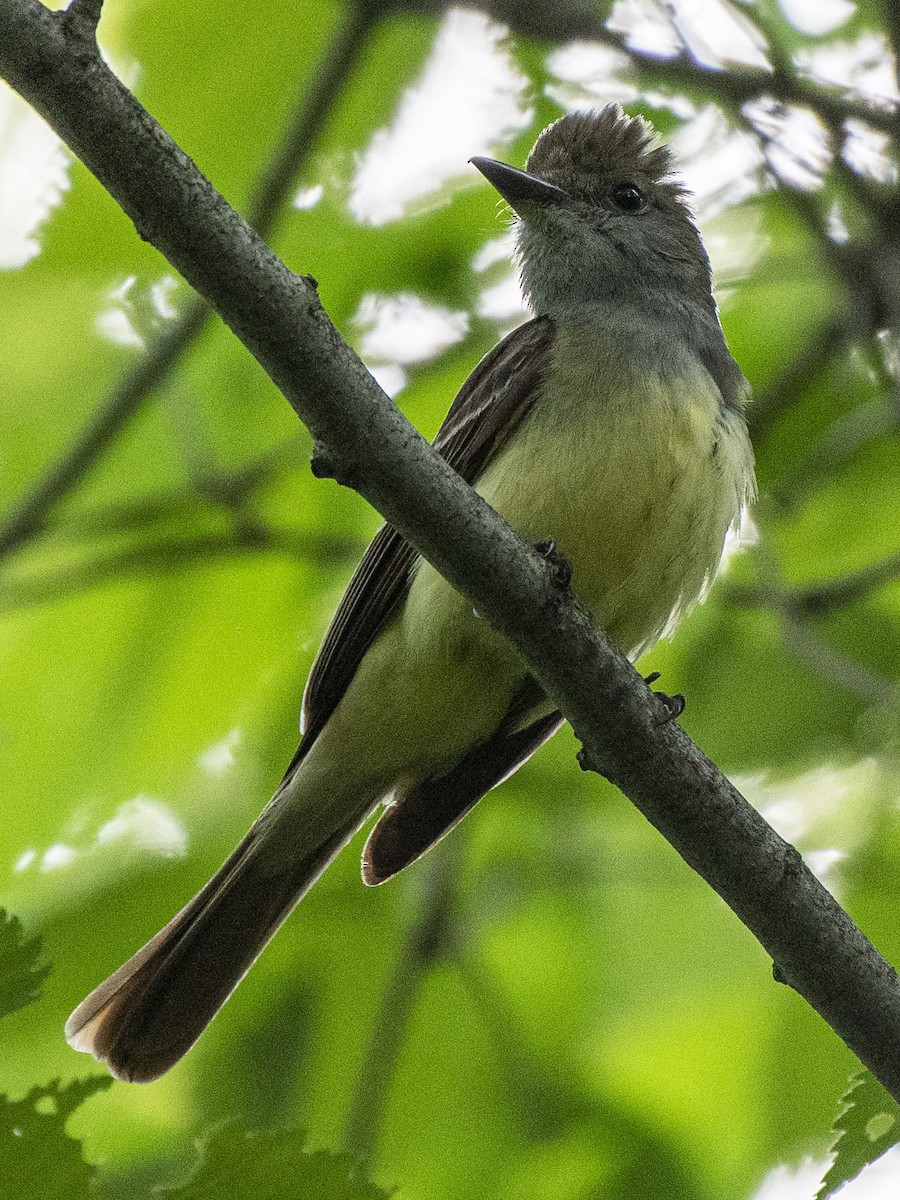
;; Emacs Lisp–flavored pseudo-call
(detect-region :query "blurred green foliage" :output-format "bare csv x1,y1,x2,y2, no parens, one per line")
1,0,899,1197
0,1076,114,1199
157,1124,391,1199
816,1072,900,1199
0,909,50,1020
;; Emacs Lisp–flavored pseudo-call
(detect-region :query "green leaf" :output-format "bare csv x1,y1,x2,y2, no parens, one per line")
0,1076,114,1199
0,909,51,1021
817,1071,900,1199
159,1122,391,1200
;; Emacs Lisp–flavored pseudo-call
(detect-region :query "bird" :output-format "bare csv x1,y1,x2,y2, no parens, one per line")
66,104,755,1082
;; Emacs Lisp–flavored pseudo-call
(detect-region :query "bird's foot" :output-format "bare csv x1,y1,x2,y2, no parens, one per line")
534,539,572,588
644,671,685,725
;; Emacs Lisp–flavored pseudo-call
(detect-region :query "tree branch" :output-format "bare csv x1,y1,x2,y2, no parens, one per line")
796,551,900,615
6,0,900,1103
771,395,900,513
880,0,900,103
235,0,375,240
779,615,897,706
0,303,209,560
0,0,375,561
748,312,856,443
595,25,899,139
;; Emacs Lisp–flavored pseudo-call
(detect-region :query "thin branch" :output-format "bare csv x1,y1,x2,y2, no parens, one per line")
0,0,375,562
796,551,900,615
743,133,892,327
725,552,900,706
594,26,899,139
750,4,895,222
879,0,900,114
443,0,900,139
0,302,208,560
612,25,897,333
618,0,899,302
42,437,306,539
771,394,900,512
243,0,374,238
343,846,458,1161
0,528,360,613
729,551,900,618
457,949,699,1192
748,312,855,443
435,0,898,147
456,952,585,1141
780,615,897,706
6,0,900,1106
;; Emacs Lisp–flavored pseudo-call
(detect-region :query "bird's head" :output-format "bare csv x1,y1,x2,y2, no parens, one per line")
472,106,715,321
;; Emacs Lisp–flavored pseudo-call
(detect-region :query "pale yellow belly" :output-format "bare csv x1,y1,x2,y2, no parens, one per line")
476,367,750,658
314,362,752,794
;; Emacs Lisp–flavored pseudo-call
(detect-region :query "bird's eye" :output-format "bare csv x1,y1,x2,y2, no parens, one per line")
611,183,644,212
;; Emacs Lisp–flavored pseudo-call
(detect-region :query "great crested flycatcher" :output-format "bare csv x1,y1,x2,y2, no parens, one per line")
67,105,756,1081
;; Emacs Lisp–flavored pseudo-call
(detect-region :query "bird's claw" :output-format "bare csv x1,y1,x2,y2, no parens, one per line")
644,672,685,725
534,539,572,588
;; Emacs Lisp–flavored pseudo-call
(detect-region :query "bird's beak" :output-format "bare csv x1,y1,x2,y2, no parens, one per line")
469,157,568,212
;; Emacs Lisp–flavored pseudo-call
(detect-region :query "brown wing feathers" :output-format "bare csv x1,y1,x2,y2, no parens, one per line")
294,315,558,872
362,679,563,884
295,316,556,765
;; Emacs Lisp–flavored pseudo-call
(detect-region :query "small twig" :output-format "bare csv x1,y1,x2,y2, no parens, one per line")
795,551,900,616
590,23,899,139
726,577,898,705
243,0,373,238
42,437,307,538
750,5,894,221
771,394,900,513
459,947,697,1189
60,0,103,45
0,303,208,560
748,313,856,443
879,0,900,119
456,952,586,1141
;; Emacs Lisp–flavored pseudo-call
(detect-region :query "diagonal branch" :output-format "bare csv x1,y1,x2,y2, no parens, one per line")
795,551,900,615
5,0,900,1106
0,0,375,561
0,302,209,560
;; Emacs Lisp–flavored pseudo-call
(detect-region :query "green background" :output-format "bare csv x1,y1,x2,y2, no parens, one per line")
1,0,899,1195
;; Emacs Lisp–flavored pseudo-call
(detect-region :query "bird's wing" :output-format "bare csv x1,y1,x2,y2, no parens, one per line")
362,677,563,884
279,314,556,784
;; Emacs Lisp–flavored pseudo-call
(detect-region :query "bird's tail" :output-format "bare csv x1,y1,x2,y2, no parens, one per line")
65,773,374,1082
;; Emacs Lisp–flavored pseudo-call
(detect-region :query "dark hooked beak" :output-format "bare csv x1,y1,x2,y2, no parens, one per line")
469,157,568,212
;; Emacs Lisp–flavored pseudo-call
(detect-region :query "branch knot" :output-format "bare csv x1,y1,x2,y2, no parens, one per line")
60,0,105,48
